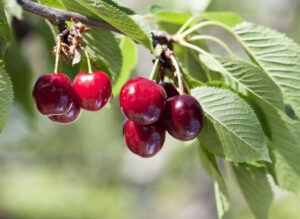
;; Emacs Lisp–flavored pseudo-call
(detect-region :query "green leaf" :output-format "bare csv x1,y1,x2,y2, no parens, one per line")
199,12,243,27
149,9,195,34
174,45,208,82
2,0,22,19
192,86,269,162
232,165,273,219
73,0,153,51
198,115,224,157
216,57,286,114
83,27,122,83
150,11,193,25
262,105,300,196
232,22,300,119
112,37,137,97
0,3,11,42
149,5,165,14
0,66,13,133
198,145,230,218
38,0,65,9
4,44,34,118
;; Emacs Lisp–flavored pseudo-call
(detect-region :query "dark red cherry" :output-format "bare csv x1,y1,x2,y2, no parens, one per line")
163,94,203,141
160,82,179,98
32,74,73,115
73,71,112,111
48,101,81,124
120,77,167,125
123,119,166,158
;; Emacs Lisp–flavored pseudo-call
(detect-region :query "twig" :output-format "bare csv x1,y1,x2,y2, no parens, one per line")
17,0,122,33
16,0,176,44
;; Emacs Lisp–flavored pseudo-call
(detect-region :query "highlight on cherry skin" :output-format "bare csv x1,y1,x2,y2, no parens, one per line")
163,94,204,141
73,71,112,111
32,73,74,116
119,77,167,125
123,119,166,158
48,101,81,124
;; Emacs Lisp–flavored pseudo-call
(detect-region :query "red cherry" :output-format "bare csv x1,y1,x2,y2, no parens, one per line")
32,74,73,115
120,77,167,125
123,119,166,158
73,71,112,111
48,101,81,124
163,94,204,141
160,82,179,98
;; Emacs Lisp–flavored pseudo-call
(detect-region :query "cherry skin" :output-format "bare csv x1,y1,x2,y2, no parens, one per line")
160,82,179,98
73,71,112,111
120,77,167,125
163,94,204,141
160,82,189,99
123,119,166,158
48,101,81,124
32,73,73,115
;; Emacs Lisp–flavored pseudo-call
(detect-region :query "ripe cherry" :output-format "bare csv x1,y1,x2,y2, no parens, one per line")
160,82,179,98
32,74,73,115
73,71,112,111
123,119,166,158
48,101,81,124
120,77,167,125
163,94,204,141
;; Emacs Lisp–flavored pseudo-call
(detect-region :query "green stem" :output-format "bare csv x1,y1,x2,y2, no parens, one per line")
54,36,61,74
149,59,160,81
84,49,92,73
170,55,184,94
179,40,224,81
176,14,200,35
188,35,236,59
180,21,236,39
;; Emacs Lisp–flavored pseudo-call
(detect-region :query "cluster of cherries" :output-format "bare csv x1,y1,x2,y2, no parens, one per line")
120,77,204,158
32,71,112,123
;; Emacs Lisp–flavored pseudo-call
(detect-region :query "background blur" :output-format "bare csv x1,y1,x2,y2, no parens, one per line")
1,0,300,218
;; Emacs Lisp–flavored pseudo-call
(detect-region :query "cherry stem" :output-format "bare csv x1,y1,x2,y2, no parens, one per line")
149,59,160,82
176,14,200,36
188,35,236,59
84,49,92,73
54,36,61,74
170,55,184,95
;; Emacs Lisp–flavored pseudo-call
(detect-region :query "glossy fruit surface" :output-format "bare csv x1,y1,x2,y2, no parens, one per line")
32,74,73,115
163,94,203,141
120,77,167,125
160,82,179,98
48,101,81,124
123,119,166,158
73,71,112,111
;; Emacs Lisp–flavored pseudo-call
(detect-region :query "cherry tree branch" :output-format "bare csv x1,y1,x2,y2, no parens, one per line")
17,0,122,33
16,0,175,44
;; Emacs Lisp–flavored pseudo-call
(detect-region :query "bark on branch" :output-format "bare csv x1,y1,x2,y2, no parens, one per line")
16,0,176,45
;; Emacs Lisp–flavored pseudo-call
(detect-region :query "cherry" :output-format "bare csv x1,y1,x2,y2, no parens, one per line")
48,101,81,124
163,94,204,141
73,71,112,111
32,74,73,115
123,119,166,158
160,82,179,98
120,77,167,125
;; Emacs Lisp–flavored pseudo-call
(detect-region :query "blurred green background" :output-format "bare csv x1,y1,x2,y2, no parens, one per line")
1,0,300,218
